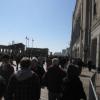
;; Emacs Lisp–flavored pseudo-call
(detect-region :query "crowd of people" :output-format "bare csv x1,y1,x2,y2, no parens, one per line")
0,53,92,100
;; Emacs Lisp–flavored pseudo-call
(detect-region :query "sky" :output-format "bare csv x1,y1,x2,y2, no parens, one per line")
0,0,76,53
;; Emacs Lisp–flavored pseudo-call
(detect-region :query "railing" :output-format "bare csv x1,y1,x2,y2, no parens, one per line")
89,72,98,100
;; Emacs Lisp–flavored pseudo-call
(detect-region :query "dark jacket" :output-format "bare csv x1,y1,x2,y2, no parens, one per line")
0,75,6,97
61,77,86,100
42,65,66,93
6,69,41,100
0,63,14,84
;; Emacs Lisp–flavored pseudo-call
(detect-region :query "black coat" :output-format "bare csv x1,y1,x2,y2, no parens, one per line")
6,69,41,100
42,65,66,93
61,77,86,100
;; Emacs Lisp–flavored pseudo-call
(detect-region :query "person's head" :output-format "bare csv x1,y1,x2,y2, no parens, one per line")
59,57,67,68
46,58,52,66
67,64,80,79
52,58,59,66
72,58,83,74
20,57,31,69
31,57,38,68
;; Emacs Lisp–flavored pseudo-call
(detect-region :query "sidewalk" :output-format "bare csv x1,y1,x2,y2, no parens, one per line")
96,72,100,99
80,68,100,100
80,68,95,100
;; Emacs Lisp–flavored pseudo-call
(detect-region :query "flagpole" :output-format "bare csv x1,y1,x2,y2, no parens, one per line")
25,36,28,50
32,39,34,48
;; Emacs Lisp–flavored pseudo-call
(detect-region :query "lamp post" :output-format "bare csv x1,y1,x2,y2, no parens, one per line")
32,39,34,48
27,38,29,47
25,36,28,50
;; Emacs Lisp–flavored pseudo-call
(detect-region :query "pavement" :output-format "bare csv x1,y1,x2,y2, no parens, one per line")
96,72,100,99
80,68,100,100
40,88,48,100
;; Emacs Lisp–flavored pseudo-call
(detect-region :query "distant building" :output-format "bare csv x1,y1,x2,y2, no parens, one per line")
62,49,66,56
65,48,70,56
0,43,48,59
26,48,48,57
54,52,62,56
0,43,25,55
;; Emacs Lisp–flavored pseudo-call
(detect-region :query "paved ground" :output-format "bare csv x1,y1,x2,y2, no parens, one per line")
80,68,100,100
96,72,100,99
80,68,95,100
40,88,48,100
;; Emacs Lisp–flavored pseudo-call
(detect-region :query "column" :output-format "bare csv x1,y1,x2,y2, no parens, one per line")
96,35,100,68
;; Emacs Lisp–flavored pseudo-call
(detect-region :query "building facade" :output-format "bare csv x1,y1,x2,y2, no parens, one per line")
91,0,100,68
71,0,100,68
71,0,88,61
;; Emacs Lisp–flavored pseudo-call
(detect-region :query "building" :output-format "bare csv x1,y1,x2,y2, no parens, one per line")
26,48,48,57
70,0,100,68
62,48,70,56
0,43,48,59
70,0,91,63
0,43,25,56
54,52,62,56
62,49,66,56
91,0,100,68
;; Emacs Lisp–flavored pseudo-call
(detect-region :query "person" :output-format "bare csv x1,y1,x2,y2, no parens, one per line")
6,57,41,100
31,57,45,84
46,57,52,71
87,59,95,71
42,58,66,100
0,54,14,83
0,54,14,99
0,54,14,85
72,58,84,75
59,57,69,71
61,64,86,100
15,54,22,71
0,75,6,100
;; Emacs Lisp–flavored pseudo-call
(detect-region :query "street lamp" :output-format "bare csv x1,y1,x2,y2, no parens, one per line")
27,38,29,47
32,39,34,48
25,36,28,50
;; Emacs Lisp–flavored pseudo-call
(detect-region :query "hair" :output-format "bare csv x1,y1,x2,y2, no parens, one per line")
20,57,31,68
67,64,80,78
52,58,59,65
31,57,38,62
